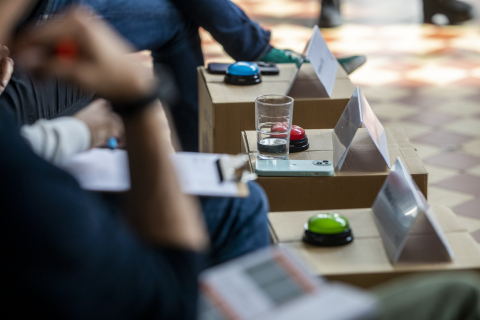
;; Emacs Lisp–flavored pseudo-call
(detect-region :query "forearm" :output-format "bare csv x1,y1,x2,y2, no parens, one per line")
20,117,91,165
123,103,208,251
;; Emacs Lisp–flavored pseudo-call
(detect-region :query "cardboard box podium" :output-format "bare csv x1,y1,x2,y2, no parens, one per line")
268,205,480,288
241,127,428,211
198,63,355,154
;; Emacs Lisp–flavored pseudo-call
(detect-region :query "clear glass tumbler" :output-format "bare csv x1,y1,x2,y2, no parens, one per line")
255,94,294,160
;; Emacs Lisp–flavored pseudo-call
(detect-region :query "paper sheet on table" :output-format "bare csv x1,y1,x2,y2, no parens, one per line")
60,149,242,197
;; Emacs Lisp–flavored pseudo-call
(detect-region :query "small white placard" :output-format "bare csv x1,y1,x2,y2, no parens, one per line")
60,150,244,197
371,158,455,264
287,25,338,98
198,247,378,320
332,87,391,171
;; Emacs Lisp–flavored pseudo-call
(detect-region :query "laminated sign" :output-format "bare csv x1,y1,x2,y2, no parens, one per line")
332,87,390,171
287,25,338,98
198,247,377,320
372,158,455,264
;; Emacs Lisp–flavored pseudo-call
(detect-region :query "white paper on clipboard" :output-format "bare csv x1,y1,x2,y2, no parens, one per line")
60,149,245,197
198,247,378,320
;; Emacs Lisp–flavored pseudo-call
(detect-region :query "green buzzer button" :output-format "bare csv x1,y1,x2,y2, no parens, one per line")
303,213,354,247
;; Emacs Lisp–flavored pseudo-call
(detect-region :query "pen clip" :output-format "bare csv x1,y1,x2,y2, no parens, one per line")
216,154,257,183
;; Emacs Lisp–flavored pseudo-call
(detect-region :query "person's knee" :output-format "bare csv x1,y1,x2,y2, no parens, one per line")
246,181,269,217
436,273,480,297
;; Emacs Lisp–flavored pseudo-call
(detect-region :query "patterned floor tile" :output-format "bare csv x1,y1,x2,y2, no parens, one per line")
471,229,480,244
462,139,480,157
456,215,480,233
402,111,458,126
467,165,480,177
370,103,420,120
394,94,446,109
424,164,461,184
435,100,480,116
453,198,480,220
360,86,412,101
412,142,444,159
428,186,475,208
419,86,479,99
465,91,480,103
413,130,474,148
383,121,433,139
405,64,469,86
434,174,480,195
424,152,480,170
444,118,480,136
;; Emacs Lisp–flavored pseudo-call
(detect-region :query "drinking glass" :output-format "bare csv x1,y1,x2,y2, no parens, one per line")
255,94,294,160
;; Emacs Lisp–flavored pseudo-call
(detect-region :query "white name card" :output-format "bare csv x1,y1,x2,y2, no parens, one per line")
198,247,377,320
332,87,391,171
287,25,338,98
371,158,455,264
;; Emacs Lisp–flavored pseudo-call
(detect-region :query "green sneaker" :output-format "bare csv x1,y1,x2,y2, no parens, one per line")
260,48,305,64
261,48,366,75
337,55,366,75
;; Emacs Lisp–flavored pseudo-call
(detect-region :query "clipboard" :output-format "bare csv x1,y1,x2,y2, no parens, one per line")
60,149,254,197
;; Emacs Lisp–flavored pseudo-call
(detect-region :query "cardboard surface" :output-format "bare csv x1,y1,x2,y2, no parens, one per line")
198,63,355,154
243,127,428,211
269,205,480,288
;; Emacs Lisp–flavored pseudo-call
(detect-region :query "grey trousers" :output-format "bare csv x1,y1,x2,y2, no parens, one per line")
375,273,480,320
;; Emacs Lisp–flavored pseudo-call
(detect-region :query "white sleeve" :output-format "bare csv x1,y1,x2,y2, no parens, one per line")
21,117,91,165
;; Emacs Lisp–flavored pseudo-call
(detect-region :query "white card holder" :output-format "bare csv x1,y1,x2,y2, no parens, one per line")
371,158,455,264
332,87,391,171
286,25,338,99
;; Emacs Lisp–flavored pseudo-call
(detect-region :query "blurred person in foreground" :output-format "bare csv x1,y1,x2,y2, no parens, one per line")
0,1,270,267
2,3,480,320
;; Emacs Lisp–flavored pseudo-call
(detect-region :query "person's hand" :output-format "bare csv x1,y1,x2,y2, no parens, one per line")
0,0,36,43
74,99,124,148
15,7,154,102
0,45,13,95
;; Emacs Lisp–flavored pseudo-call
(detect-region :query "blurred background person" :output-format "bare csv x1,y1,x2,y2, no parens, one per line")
319,0,476,28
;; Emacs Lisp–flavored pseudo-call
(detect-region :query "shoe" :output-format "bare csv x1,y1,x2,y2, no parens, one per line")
319,0,343,28
337,55,366,75
423,0,476,25
261,48,366,75
260,48,305,64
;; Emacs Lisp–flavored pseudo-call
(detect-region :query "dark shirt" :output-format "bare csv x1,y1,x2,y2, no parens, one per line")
1,109,200,319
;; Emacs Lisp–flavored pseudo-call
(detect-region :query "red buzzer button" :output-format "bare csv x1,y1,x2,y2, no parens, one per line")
271,122,289,138
290,125,306,141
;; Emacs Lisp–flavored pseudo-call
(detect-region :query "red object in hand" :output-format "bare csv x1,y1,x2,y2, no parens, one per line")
290,125,306,141
55,38,79,61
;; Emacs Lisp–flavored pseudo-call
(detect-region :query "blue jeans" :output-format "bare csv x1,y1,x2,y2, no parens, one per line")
39,0,271,151
200,181,270,266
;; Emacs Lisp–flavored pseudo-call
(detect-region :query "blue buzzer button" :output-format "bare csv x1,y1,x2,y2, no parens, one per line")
225,62,262,85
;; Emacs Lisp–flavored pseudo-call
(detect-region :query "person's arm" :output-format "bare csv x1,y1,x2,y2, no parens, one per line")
2,107,203,319
20,99,123,165
0,45,14,94
20,116,91,165
15,5,208,251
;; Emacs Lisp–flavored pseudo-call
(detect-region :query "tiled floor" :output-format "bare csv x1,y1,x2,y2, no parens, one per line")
200,0,480,243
